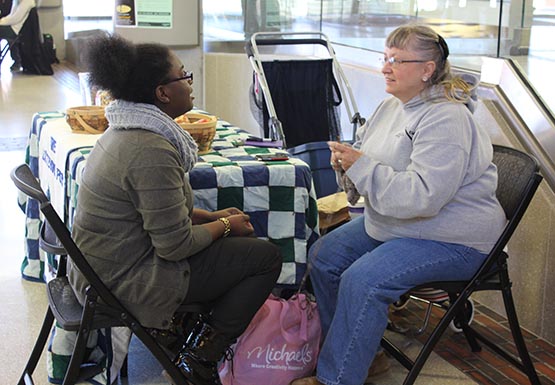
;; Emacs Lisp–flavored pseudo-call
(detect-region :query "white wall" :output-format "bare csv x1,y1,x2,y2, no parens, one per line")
62,0,112,17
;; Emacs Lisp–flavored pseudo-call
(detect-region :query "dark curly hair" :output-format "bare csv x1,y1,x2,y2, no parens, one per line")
84,34,173,104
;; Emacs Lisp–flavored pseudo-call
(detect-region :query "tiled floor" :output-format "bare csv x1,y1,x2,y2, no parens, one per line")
1,57,554,385
389,299,555,385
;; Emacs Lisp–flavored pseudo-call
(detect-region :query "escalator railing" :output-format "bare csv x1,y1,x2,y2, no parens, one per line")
476,58,555,192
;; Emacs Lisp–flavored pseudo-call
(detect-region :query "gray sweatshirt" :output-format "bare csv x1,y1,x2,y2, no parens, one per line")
69,129,212,329
347,85,506,253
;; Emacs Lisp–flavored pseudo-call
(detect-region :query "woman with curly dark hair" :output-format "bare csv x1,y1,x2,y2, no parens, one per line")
67,34,282,385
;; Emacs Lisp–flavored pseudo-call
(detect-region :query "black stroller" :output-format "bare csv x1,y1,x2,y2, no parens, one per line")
246,31,365,198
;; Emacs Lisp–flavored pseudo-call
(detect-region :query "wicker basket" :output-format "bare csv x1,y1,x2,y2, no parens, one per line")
66,106,108,135
176,113,217,154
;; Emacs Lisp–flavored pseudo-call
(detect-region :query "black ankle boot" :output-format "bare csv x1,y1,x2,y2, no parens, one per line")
174,320,231,385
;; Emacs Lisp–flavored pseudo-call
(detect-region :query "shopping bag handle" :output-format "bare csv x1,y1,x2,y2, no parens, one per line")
280,295,309,343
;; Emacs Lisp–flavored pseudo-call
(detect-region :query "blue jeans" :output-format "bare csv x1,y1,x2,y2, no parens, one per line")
309,216,487,385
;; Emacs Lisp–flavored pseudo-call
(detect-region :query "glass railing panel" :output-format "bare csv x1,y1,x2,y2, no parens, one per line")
63,0,113,38
202,0,553,113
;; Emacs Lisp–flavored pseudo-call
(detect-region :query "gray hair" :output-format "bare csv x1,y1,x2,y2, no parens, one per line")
386,24,474,103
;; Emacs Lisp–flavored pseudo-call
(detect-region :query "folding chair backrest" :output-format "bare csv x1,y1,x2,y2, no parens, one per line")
11,163,196,385
10,164,122,310
490,145,542,257
492,144,541,220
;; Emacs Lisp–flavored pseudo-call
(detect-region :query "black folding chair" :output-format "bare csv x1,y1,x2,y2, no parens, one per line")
0,30,21,70
381,144,543,385
11,163,203,385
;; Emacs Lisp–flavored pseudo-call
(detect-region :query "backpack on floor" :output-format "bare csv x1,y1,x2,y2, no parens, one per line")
42,33,58,64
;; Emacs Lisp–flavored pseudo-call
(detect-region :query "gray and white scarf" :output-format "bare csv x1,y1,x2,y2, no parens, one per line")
105,100,198,171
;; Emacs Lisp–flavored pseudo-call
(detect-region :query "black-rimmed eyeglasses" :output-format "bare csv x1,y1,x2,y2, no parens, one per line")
161,71,193,85
379,56,427,67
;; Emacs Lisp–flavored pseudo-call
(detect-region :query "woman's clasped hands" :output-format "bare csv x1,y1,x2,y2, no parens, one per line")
211,208,255,237
226,213,255,236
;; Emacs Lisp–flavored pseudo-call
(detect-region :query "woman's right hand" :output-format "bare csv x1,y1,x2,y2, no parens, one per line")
227,213,255,236
330,150,342,171
328,141,361,171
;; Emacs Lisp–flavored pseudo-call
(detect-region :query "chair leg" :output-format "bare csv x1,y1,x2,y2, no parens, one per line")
460,322,482,352
414,301,434,335
120,353,128,378
450,295,481,352
501,288,541,385
381,336,413,371
62,330,91,385
62,299,98,385
18,308,55,385
132,326,190,385
403,294,472,385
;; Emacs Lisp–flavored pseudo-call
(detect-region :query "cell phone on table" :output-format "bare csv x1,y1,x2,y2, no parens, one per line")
255,153,289,161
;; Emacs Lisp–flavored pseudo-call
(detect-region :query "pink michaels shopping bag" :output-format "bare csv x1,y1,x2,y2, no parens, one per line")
219,293,321,385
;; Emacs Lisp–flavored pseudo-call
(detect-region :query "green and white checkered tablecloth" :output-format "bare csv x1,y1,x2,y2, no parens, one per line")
23,112,319,285
19,111,319,384
190,147,319,285
65,144,320,285
19,111,98,282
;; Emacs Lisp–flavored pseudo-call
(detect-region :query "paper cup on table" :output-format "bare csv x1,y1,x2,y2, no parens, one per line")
78,72,98,106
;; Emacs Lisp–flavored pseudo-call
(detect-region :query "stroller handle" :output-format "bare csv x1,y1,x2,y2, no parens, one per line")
245,31,364,143
246,38,329,58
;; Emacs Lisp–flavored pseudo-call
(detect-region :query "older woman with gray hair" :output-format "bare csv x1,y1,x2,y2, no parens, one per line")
291,24,505,385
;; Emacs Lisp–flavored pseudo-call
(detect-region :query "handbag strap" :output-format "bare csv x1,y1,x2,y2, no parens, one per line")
279,295,309,343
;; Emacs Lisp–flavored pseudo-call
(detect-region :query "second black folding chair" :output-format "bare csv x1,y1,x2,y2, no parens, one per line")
381,144,544,385
11,163,208,385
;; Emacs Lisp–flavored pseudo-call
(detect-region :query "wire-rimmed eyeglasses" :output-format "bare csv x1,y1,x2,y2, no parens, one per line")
379,56,427,67
161,71,193,85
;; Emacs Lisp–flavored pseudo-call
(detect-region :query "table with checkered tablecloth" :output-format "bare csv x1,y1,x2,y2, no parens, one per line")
190,148,319,285
18,111,100,281
19,110,320,384
21,111,320,285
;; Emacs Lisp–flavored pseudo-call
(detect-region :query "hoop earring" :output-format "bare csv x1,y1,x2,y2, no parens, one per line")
422,77,428,82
